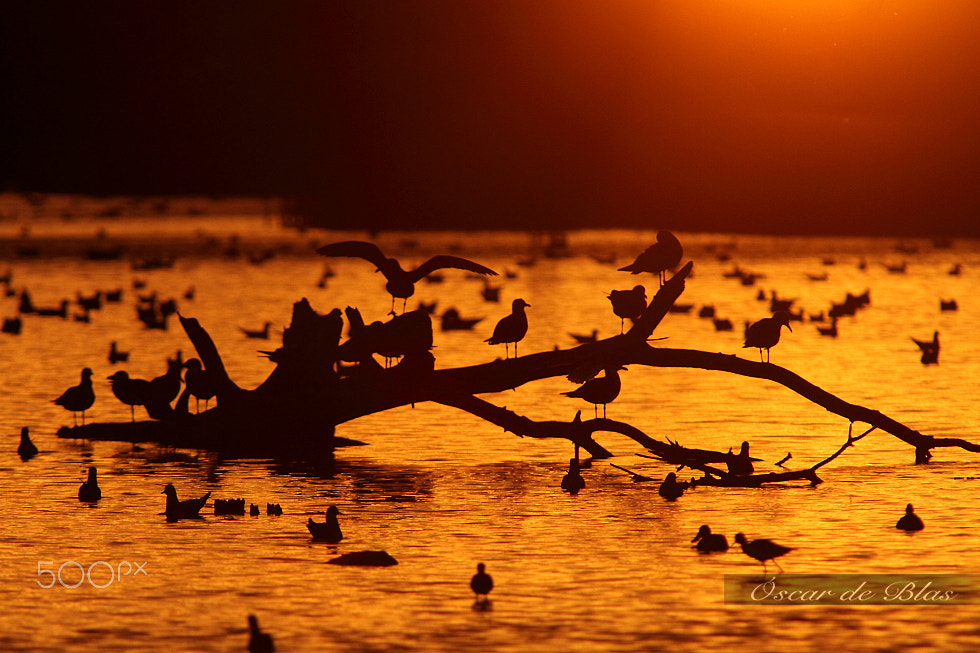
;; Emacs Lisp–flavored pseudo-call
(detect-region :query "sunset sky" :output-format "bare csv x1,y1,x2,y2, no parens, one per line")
3,1,978,235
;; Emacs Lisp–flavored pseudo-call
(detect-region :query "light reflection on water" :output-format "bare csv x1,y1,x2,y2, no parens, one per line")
1,218,980,650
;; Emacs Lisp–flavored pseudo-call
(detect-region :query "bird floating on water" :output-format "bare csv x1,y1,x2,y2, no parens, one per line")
53,367,95,426
162,483,210,521
317,240,497,315
896,503,924,531
470,562,494,601
618,230,683,286
17,426,38,460
485,298,530,359
912,330,939,365
78,466,102,502
726,441,755,476
240,321,272,339
607,285,646,333
658,472,688,501
743,311,793,363
691,525,729,553
108,341,129,364
247,614,275,653
561,365,625,418
307,505,343,543
734,533,792,573
560,458,585,494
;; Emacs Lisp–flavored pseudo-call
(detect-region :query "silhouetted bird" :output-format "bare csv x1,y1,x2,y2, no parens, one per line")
607,285,647,333
743,311,793,362
162,483,210,520
561,365,625,418
485,298,530,359
183,358,218,412
726,441,755,476
618,230,683,285
240,321,272,339
940,299,958,312
247,615,275,653
440,307,483,331
249,503,260,516
53,367,95,426
912,331,939,353
107,371,152,421
307,505,344,543
317,240,497,314
569,329,599,345
816,317,838,337
108,340,129,364
76,290,102,311
267,503,283,516
691,525,729,553
78,466,102,502
734,533,792,573
561,458,585,494
896,503,924,531
17,426,38,460
658,472,688,501
470,562,493,600
1,316,22,334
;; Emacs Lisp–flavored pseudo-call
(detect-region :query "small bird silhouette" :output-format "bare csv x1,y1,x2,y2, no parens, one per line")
240,321,272,339
912,331,939,364
734,533,793,573
658,472,688,501
561,365,625,418
691,525,729,553
607,285,647,333
317,240,497,314
307,505,344,543
53,367,95,426
78,466,102,502
743,311,793,362
485,298,530,359
182,358,218,412
470,562,493,600
560,458,585,494
247,614,275,653
896,503,924,531
107,371,152,421
17,426,38,460
726,441,755,476
618,230,683,286
108,341,129,364
162,483,210,521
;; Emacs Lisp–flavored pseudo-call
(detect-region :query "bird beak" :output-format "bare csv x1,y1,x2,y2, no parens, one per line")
786,324,793,332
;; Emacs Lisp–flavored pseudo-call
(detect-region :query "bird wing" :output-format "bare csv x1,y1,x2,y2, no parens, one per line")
410,255,497,282
316,241,390,271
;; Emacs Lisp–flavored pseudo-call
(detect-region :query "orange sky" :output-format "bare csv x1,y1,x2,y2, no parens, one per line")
3,1,979,234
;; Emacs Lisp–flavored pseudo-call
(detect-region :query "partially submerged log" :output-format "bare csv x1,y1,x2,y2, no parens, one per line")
58,257,979,471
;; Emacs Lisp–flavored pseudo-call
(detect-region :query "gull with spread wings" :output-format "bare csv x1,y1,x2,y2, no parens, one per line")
317,241,497,314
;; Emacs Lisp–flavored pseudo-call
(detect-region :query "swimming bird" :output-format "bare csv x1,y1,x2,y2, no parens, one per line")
658,472,688,501
316,240,497,314
182,358,218,412
485,298,530,359
247,615,275,653
726,441,755,476
307,505,343,543
17,426,38,460
618,230,683,286
568,329,599,345
896,503,924,531
560,458,585,494
734,533,792,573
816,317,838,337
162,483,210,520
240,321,272,339
912,331,939,365
607,285,647,333
561,365,625,418
440,307,483,331
78,466,102,502
691,525,729,553
470,562,493,600
108,340,129,364
743,311,793,362
53,367,95,425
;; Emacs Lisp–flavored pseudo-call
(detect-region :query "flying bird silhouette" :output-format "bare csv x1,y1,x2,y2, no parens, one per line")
317,241,497,314
618,230,683,285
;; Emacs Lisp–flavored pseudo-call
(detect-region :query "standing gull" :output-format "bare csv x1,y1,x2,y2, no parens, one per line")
485,298,530,359
743,311,793,363
618,230,683,286
317,240,497,314
53,367,95,426
607,285,647,333
561,365,625,418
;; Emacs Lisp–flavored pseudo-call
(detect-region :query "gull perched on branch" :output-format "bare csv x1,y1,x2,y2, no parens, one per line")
317,241,497,314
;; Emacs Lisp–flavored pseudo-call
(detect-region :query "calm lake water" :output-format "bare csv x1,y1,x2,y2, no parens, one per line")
2,205,980,651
